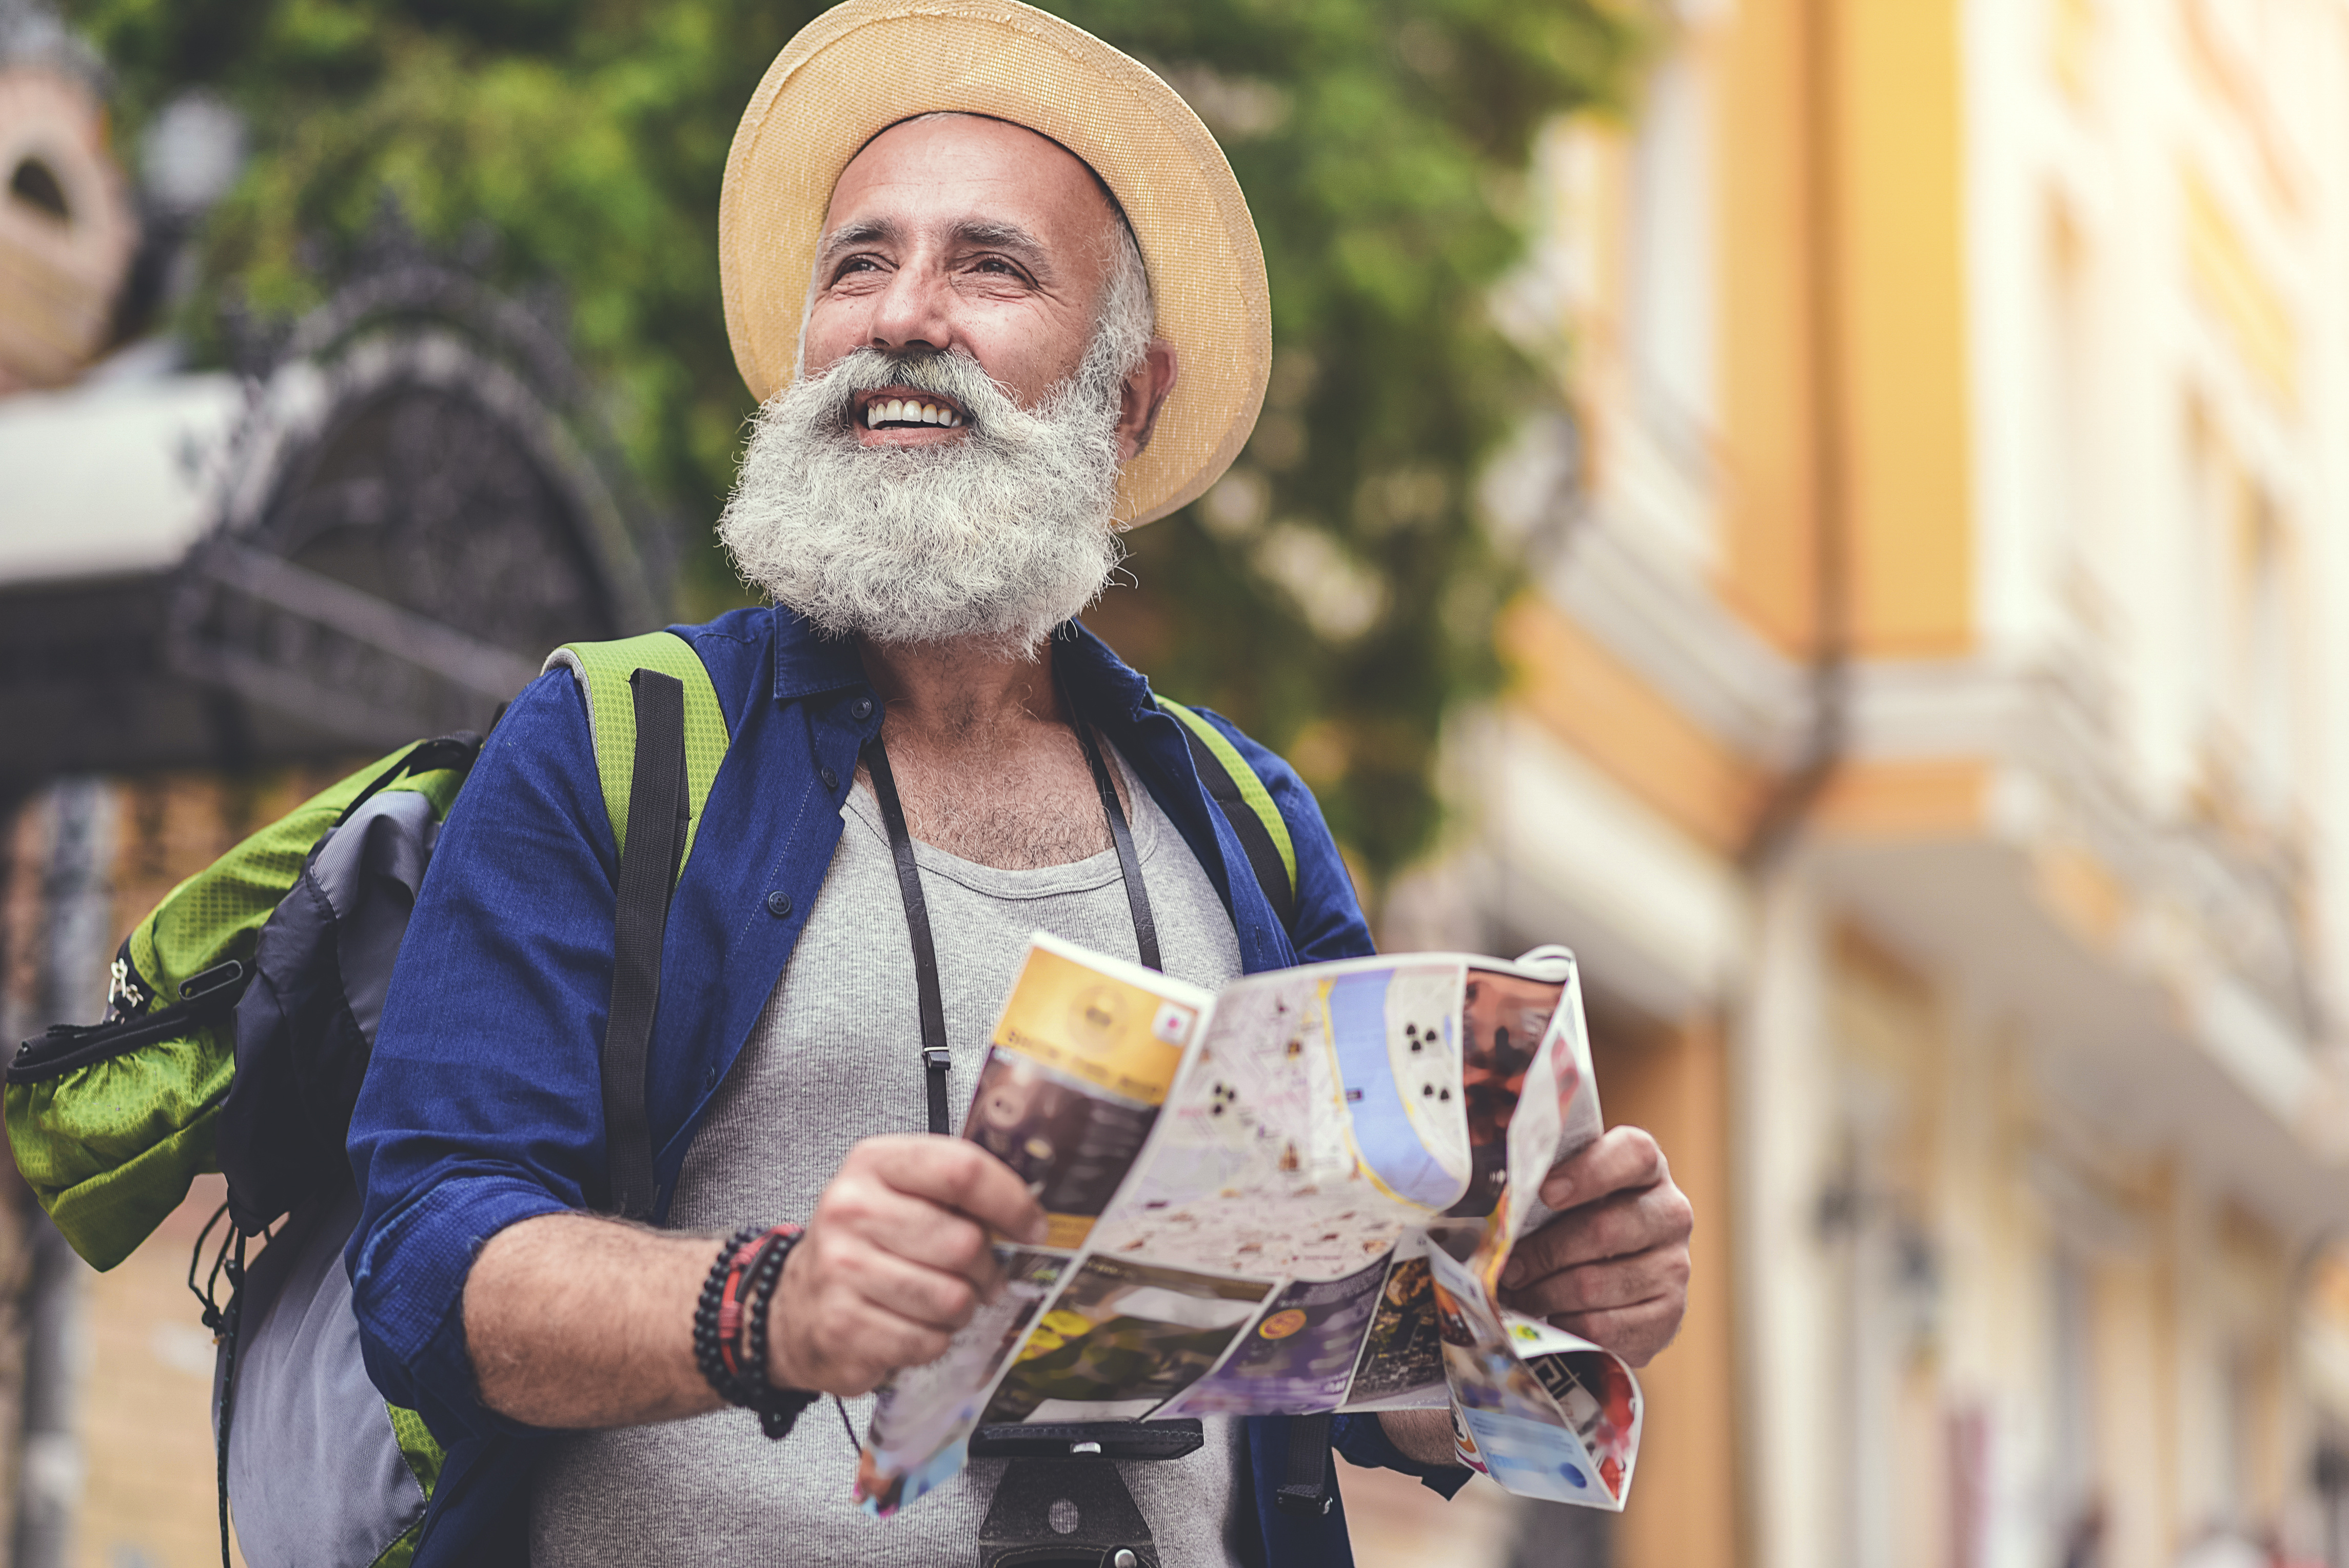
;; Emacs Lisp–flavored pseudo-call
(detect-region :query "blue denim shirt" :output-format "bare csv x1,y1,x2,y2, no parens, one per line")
346,606,1468,1566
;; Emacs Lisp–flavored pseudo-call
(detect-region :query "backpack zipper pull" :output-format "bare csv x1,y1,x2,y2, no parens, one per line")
178,960,247,1006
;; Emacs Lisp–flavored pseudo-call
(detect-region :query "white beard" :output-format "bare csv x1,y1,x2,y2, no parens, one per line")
716,342,1128,656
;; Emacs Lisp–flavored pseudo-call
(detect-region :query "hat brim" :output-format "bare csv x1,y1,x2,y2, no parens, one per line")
719,0,1270,527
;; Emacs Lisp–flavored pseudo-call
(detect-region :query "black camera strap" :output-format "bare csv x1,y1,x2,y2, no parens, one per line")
862,695,1161,1141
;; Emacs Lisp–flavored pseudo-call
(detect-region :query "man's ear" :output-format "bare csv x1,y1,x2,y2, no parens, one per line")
1116,339,1180,462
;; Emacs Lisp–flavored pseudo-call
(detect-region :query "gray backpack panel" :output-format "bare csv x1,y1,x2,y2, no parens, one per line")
220,787,443,1235
215,1183,426,1568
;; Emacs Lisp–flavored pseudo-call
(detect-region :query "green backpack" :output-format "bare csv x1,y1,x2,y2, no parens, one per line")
6,631,726,1568
3,629,1299,1568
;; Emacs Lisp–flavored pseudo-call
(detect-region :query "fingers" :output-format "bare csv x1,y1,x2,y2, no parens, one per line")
810,1163,1002,1295
1539,1125,1668,1211
857,1135,1049,1245
768,1135,1048,1398
825,1229,986,1326
1498,1240,1690,1322
1501,1141,1694,1370
769,1241,956,1396
1504,1178,1694,1284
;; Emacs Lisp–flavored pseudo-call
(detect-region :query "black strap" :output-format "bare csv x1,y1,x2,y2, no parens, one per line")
333,731,483,830
1276,1413,1335,1516
1070,707,1161,974
862,690,1163,1134
862,733,955,1137
1172,722,1297,932
602,670,689,1219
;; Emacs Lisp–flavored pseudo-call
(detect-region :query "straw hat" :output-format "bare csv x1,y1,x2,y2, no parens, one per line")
718,0,1270,527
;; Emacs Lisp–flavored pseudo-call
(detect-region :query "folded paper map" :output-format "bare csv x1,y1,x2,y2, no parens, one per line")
854,935,1640,1514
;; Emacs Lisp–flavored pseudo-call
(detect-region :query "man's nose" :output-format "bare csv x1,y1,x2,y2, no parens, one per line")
867,261,954,355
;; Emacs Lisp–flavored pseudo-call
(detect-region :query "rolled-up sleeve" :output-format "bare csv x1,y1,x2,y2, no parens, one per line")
344,668,620,1445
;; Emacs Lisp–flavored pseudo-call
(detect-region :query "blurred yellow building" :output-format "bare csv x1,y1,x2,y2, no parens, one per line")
17,1,2349,1565
1389,0,2349,1563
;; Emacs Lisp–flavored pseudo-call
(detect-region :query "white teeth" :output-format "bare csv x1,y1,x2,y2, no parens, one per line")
864,398,963,428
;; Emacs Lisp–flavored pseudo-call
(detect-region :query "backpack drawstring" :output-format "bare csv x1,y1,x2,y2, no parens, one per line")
189,1202,249,1568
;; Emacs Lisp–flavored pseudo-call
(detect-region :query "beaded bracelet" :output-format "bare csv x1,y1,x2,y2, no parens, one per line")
693,1223,767,1405
690,1222,817,1439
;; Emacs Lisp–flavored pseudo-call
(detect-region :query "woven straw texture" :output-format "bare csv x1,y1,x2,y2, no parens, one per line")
719,0,1270,526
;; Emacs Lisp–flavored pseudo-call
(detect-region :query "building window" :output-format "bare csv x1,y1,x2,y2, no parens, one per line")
2234,491,2294,815
1626,51,1714,452
2188,405,2297,819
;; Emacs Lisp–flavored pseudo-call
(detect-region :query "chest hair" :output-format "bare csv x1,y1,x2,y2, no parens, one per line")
863,722,1124,870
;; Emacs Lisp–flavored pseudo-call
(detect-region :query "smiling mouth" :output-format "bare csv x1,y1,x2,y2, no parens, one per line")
857,390,968,430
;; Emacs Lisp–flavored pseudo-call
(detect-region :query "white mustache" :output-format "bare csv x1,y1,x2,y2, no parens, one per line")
805,348,1023,434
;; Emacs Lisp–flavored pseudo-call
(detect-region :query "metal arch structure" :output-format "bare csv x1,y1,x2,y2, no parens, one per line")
0,246,675,785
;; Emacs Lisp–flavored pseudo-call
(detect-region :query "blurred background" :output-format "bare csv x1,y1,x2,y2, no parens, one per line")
4,0,2349,1564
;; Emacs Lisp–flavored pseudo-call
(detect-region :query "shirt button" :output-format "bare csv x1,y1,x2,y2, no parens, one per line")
819,766,839,790
703,1064,720,1089
765,890,793,919
851,697,875,721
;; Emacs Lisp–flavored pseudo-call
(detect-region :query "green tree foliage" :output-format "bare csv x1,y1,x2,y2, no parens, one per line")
70,0,1637,884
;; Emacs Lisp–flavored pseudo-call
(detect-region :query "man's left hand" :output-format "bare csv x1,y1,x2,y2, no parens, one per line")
1495,1126,1692,1367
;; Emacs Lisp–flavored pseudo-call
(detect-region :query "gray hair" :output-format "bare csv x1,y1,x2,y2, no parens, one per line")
1091,215,1155,383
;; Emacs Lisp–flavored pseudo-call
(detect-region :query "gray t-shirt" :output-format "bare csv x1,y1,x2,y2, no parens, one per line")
530,750,1248,1566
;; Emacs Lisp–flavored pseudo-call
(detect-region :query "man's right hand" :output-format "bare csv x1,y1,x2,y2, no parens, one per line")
763,1135,1048,1396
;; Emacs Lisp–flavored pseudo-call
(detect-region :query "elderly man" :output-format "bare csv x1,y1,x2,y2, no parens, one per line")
345,3,1692,1564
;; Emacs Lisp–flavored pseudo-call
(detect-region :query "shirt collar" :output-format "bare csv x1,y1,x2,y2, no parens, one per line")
768,606,869,703
1051,619,1157,722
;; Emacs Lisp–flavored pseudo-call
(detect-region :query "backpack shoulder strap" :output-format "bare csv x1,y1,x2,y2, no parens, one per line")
550,631,732,1221
1156,697,1298,932
552,631,731,872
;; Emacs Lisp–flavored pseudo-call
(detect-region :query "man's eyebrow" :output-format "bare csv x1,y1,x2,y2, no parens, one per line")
950,219,1048,263
817,216,899,262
